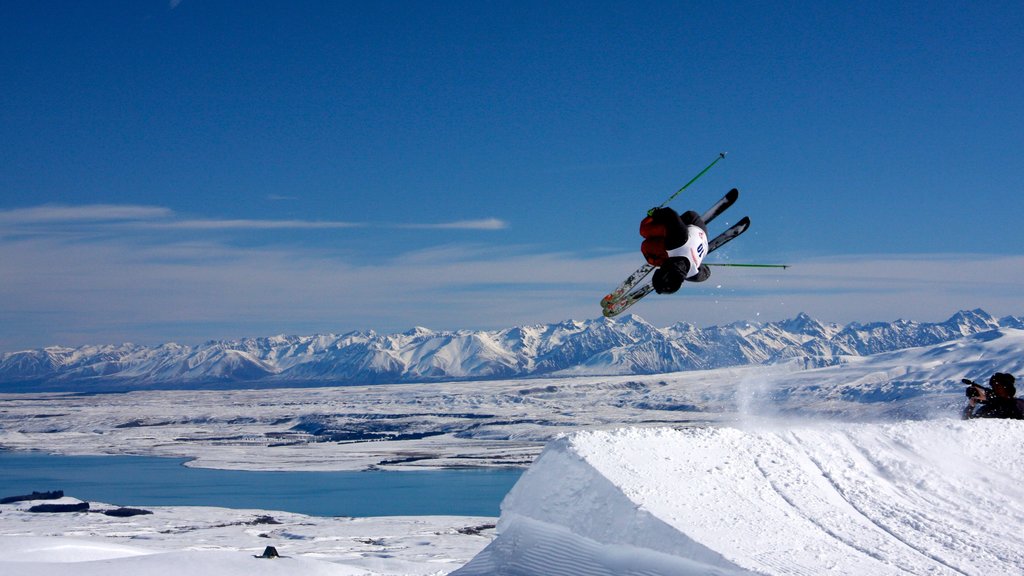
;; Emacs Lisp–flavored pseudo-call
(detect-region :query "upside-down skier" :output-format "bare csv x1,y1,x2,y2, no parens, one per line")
600,186,749,317
640,207,713,294
600,154,779,317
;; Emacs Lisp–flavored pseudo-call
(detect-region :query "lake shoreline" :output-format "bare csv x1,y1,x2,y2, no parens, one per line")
0,450,522,518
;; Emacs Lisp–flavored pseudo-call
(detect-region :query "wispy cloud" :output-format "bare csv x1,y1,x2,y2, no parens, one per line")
0,204,507,233
0,204,172,225
1,220,1021,351
0,204,1019,350
633,253,1024,328
398,218,508,230
143,218,365,230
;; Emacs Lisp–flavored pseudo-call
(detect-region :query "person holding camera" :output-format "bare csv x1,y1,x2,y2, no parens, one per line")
963,373,1023,420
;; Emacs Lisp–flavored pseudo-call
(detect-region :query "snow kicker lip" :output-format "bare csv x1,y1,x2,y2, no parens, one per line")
455,422,1024,576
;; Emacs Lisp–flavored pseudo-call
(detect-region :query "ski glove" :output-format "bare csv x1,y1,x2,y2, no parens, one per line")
652,257,689,294
690,263,712,283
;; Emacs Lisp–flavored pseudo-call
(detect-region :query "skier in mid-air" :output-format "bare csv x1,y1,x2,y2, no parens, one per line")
600,154,763,317
600,186,748,317
640,206,713,294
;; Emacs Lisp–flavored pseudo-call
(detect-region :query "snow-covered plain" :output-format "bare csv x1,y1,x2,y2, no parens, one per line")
2,328,1024,574
0,499,495,575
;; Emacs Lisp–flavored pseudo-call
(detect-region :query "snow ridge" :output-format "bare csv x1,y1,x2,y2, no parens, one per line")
455,421,1024,576
1,309,1020,391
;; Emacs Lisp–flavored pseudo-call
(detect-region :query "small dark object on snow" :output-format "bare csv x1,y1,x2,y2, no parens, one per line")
249,515,281,525
256,546,280,559
457,523,497,536
103,507,153,517
28,502,89,513
1,490,64,504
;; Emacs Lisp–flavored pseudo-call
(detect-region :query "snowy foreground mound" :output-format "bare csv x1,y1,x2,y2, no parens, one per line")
0,510,494,576
456,420,1024,576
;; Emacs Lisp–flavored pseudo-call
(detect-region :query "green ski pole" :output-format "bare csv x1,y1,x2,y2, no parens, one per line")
649,152,727,215
705,263,789,269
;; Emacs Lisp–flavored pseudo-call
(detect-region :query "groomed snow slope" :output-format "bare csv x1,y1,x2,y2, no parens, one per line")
455,420,1024,575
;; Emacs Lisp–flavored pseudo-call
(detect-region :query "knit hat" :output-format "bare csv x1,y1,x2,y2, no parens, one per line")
989,372,1017,395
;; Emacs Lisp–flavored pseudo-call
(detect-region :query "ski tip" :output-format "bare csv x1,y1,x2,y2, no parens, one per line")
719,152,728,159
727,187,739,199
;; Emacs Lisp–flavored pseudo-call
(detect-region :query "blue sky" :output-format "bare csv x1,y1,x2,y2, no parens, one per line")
1,1,1022,350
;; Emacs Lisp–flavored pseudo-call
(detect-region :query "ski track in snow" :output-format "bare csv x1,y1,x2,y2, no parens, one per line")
777,429,963,574
455,421,1024,576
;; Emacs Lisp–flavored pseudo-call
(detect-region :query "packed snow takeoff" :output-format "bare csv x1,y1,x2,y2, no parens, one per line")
454,421,1024,576
601,188,749,317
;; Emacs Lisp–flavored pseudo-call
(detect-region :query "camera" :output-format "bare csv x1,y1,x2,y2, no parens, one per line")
963,378,992,400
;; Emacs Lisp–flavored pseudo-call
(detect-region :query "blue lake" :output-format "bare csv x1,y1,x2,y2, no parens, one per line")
0,451,522,517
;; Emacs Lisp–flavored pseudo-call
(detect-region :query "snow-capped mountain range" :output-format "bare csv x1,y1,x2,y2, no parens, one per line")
2,309,1021,392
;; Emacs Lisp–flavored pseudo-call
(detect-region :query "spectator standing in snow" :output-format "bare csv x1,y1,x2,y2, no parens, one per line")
963,372,1023,420
640,207,712,295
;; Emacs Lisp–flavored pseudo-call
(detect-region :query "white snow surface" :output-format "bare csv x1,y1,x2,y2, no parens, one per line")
4,420,1022,575
0,500,496,575
3,328,1024,574
456,420,1024,575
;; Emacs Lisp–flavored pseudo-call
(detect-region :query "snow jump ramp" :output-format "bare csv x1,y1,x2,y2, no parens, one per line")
454,420,1024,576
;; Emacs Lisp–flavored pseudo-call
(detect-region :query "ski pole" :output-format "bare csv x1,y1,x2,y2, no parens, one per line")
650,152,727,215
705,263,789,269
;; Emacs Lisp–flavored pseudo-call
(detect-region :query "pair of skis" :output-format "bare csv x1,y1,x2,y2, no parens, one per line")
600,188,750,317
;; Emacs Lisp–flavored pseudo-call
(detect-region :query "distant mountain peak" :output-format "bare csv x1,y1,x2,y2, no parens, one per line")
1,309,1021,392
778,312,829,336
